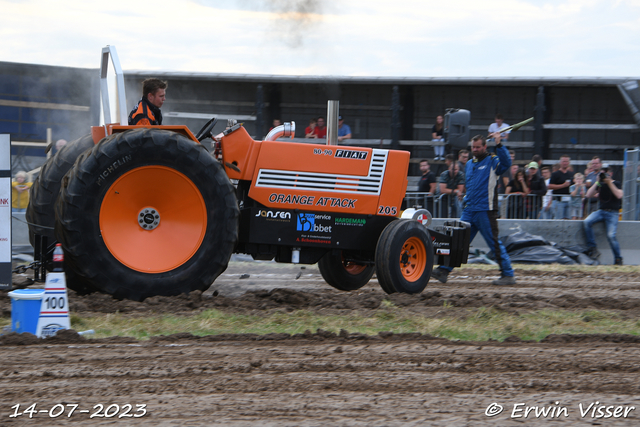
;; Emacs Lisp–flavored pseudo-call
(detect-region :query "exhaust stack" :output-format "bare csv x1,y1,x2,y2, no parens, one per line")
326,100,339,145
265,122,296,141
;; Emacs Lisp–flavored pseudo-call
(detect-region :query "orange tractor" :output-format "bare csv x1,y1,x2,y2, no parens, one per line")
27,46,470,301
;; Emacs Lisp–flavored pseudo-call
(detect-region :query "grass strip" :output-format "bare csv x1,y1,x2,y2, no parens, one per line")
20,306,638,342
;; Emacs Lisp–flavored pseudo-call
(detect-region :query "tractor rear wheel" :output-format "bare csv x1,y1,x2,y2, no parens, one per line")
318,251,375,291
375,220,434,294
26,134,95,247
55,128,239,301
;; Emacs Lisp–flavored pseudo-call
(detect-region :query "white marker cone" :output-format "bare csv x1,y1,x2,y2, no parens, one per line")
35,271,71,338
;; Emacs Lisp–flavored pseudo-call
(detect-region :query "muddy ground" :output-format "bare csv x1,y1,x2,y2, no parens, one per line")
1,262,640,426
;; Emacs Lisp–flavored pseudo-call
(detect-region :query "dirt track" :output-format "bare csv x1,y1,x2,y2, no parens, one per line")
2,262,640,426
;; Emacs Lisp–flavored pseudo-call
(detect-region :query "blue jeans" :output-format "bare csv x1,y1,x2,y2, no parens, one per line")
583,210,621,260
439,209,514,277
554,200,570,219
540,205,553,219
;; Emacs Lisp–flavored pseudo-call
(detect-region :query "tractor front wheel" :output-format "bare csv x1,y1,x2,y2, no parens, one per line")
318,251,374,291
375,220,434,294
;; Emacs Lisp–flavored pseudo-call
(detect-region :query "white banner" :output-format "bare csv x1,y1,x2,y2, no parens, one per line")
0,134,11,289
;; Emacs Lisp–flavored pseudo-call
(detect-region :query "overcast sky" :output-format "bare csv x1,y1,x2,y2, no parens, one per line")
1,0,640,78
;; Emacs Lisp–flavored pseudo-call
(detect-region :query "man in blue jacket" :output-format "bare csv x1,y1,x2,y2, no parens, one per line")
431,133,516,286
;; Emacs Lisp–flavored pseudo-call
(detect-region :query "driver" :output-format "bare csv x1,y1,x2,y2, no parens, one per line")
128,78,167,125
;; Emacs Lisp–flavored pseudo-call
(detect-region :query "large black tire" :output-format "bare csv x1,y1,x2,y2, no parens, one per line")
375,220,434,294
55,128,239,301
26,134,95,247
318,251,375,291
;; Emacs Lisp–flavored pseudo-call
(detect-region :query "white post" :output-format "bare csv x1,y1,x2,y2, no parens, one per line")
0,134,11,290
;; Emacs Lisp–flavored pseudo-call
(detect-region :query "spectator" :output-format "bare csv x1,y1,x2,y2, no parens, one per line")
337,115,352,142
458,149,470,171
11,171,32,213
417,159,437,193
531,154,543,177
570,173,587,219
584,156,602,216
583,164,623,265
431,134,515,286
269,119,282,131
128,78,167,125
417,159,437,213
313,117,327,139
444,153,455,169
437,162,465,218
55,138,67,151
540,166,554,219
584,160,594,176
305,118,317,138
524,162,547,219
488,113,510,143
547,155,574,219
432,115,445,160
532,154,543,168
497,150,516,195
505,168,528,219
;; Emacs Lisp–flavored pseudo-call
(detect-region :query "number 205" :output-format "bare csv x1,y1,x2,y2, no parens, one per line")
378,205,397,216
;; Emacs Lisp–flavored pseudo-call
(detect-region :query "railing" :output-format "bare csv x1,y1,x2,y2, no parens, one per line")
403,193,463,219
404,192,613,220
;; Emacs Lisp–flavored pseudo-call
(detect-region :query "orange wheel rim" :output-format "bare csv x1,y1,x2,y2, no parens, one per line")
99,166,207,273
341,253,366,275
343,261,366,275
399,236,426,281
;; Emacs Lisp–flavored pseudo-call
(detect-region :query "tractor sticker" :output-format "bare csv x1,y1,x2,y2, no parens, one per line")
295,213,333,244
267,193,356,209
335,217,366,227
296,213,332,233
334,149,368,160
255,210,292,222
315,197,356,208
377,205,398,216
268,193,315,205
313,148,333,156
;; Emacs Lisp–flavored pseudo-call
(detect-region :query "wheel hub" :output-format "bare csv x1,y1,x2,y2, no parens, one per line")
138,207,160,230
400,250,411,267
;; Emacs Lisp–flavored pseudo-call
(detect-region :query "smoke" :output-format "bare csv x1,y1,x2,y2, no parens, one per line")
244,0,324,48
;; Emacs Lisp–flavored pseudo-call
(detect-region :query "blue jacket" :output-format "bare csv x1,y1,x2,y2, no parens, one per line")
463,144,511,211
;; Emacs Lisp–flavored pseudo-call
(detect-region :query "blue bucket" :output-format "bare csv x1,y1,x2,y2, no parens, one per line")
8,289,44,335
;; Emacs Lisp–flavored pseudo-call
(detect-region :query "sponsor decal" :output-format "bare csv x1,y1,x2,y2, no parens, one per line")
335,217,366,226
255,210,292,222
431,236,448,248
335,149,368,160
296,213,332,233
40,324,65,338
0,198,8,206
435,248,451,255
296,237,330,244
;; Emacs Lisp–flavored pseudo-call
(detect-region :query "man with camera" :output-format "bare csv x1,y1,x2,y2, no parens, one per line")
582,164,623,265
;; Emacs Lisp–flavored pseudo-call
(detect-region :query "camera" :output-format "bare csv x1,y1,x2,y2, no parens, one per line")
599,172,606,181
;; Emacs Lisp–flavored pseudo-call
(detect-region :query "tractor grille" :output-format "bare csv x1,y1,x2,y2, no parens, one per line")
255,149,388,195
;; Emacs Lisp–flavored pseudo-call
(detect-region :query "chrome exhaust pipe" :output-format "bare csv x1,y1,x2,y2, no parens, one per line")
327,100,339,145
265,122,296,141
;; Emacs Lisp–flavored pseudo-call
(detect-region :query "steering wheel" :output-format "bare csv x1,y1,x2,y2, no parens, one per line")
195,117,218,142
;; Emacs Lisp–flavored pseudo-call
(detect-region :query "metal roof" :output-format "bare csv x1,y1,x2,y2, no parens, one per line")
124,70,639,86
